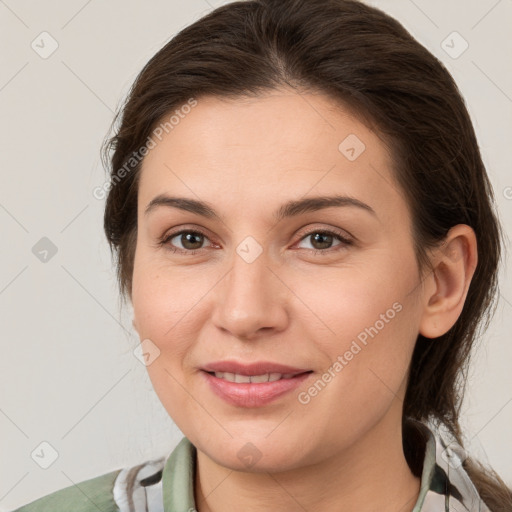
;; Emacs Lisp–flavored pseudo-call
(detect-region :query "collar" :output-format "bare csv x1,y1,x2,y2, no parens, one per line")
409,419,491,511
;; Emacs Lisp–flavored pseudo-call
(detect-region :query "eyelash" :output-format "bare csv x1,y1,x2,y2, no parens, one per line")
158,227,353,256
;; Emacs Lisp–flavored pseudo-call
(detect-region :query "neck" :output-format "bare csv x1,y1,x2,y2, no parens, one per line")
193,408,422,512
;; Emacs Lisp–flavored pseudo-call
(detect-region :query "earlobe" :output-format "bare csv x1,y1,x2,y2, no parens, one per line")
418,224,478,339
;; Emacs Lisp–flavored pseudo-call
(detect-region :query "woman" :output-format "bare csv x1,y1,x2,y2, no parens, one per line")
13,0,511,510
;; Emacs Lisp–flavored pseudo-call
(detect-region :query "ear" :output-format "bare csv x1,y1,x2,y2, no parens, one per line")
418,224,478,339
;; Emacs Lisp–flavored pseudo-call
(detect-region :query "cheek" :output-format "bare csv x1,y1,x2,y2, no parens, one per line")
131,249,206,339
291,254,420,427
296,250,418,353
131,259,202,434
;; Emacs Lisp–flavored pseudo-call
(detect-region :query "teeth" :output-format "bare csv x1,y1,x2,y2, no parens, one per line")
250,374,269,383
213,372,297,383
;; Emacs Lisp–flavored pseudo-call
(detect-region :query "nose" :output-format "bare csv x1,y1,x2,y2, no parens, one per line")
210,245,289,341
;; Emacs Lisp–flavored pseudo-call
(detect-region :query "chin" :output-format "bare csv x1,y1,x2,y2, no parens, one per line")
196,435,310,473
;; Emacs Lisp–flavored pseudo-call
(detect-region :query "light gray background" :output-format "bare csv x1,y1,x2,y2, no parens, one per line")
1,0,511,509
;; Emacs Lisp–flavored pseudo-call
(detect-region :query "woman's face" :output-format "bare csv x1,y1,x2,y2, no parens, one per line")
131,89,427,471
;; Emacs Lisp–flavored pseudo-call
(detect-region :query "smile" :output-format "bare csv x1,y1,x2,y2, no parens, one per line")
202,370,313,407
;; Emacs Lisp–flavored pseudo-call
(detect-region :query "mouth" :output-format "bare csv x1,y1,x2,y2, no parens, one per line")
199,361,314,407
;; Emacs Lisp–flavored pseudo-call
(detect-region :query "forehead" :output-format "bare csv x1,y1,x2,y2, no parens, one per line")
138,90,404,225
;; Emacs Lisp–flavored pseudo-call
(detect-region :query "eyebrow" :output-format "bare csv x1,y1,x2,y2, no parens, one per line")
144,194,377,222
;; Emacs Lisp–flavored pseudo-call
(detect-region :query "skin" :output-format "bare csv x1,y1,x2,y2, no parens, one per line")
131,88,477,512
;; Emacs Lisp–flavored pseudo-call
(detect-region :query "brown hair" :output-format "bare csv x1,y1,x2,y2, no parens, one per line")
102,0,511,508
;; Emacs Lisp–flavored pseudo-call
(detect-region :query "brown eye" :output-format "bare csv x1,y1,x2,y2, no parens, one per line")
296,229,353,255
309,232,335,250
160,230,210,254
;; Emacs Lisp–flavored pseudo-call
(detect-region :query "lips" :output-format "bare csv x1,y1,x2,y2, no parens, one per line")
200,360,313,407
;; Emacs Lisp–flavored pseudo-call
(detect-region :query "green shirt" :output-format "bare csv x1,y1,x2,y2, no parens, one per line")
11,420,490,511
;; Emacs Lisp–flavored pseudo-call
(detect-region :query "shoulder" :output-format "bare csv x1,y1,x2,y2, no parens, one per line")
11,438,193,512
10,469,122,512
